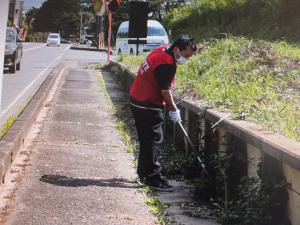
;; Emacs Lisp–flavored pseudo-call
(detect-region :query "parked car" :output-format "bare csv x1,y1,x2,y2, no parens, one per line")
80,38,92,45
46,33,61,46
61,38,72,44
116,20,169,55
4,27,23,73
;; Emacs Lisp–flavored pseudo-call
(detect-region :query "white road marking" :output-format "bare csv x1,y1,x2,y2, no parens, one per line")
0,45,70,116
23,44,46,52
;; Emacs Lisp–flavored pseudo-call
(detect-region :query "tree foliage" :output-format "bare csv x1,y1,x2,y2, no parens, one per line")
107,0,187,42
32,0,80,37
24,7,38,30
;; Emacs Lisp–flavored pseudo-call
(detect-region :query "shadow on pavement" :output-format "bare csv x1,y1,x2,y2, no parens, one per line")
40,174,139,189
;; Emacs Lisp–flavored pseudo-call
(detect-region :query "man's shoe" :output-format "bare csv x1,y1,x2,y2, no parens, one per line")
143,176,175,192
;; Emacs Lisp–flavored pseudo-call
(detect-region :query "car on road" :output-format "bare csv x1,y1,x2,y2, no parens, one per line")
61,38,72,44
46,33,61,46
116,20,169,55
4,27,23,73
80,38,92,46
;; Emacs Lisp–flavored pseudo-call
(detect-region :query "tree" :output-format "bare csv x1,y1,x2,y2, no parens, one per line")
32,0,80,37
24,7,38,31
107,0,185,42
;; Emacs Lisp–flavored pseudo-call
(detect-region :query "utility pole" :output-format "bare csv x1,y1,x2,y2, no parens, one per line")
0,0,10,112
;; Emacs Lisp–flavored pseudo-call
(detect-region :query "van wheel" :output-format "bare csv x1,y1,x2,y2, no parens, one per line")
118,49,122,55
130,49,134,55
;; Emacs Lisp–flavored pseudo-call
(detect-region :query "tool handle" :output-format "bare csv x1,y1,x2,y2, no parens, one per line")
177,121,208,173
177,121,196,152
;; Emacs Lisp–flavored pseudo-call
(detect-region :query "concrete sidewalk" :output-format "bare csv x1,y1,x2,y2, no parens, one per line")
4,61,157,225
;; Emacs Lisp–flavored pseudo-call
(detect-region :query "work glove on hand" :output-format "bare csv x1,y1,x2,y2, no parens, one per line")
169,109,182,123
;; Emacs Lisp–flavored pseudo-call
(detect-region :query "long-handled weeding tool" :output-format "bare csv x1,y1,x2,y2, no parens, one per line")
177,120,209,176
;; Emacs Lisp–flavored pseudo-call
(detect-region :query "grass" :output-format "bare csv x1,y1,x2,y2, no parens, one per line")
118,37,300,141
117,54,146,73
0,116,16,140
163,0,300,42
145,196,169,224
115,119,137,153
97,72,138,154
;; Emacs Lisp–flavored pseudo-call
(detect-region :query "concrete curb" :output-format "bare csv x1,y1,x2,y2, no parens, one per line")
0,63,65,184
70,45,113,55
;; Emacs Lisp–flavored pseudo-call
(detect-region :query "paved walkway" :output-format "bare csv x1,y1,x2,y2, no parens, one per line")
5,61,157,225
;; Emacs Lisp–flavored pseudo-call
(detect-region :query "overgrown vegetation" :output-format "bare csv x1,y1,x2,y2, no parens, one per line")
116,38,299,223
118,37,300,141
164,0,300,42
113,1,300,224
196,134,290,225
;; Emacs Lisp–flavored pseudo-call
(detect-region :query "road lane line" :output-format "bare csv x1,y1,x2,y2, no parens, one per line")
23,44,46,53
1,45,70,116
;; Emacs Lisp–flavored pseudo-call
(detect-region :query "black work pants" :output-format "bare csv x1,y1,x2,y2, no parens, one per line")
130,105,164,179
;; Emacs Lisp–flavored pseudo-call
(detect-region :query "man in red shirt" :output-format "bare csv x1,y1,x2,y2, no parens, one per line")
130,34,197,192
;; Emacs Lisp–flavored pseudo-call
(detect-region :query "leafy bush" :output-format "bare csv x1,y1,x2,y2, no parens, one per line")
26,32,48,43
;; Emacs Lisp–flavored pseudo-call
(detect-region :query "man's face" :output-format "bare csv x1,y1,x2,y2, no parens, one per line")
174,46,194,60
179,46,194,59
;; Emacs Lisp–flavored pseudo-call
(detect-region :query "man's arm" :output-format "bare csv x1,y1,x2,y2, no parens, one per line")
161,90,177,111
154,64,177,111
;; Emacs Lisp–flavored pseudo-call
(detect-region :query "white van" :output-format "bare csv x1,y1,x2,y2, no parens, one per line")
116,20,169,55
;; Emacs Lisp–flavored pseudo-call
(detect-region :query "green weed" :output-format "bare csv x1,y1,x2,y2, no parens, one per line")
120,37,300,141
0,116,16,140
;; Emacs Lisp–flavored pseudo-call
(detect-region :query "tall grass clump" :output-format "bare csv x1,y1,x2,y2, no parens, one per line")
176,37,300,141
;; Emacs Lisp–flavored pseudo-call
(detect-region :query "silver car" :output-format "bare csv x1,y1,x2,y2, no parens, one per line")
47,33,61,47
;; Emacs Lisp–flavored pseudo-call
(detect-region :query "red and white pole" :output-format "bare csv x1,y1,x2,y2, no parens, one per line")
107,11,112,62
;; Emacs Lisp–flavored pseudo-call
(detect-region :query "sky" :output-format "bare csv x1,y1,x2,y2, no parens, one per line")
23,0,45,10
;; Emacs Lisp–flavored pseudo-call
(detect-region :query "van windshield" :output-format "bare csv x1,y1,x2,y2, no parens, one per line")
147,27,167,36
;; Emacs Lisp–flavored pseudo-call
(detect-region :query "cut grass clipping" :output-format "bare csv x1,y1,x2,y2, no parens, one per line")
0,116,16,140
118,37,300,141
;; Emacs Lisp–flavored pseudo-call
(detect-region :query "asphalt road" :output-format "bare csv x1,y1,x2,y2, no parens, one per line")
0,42,109,127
